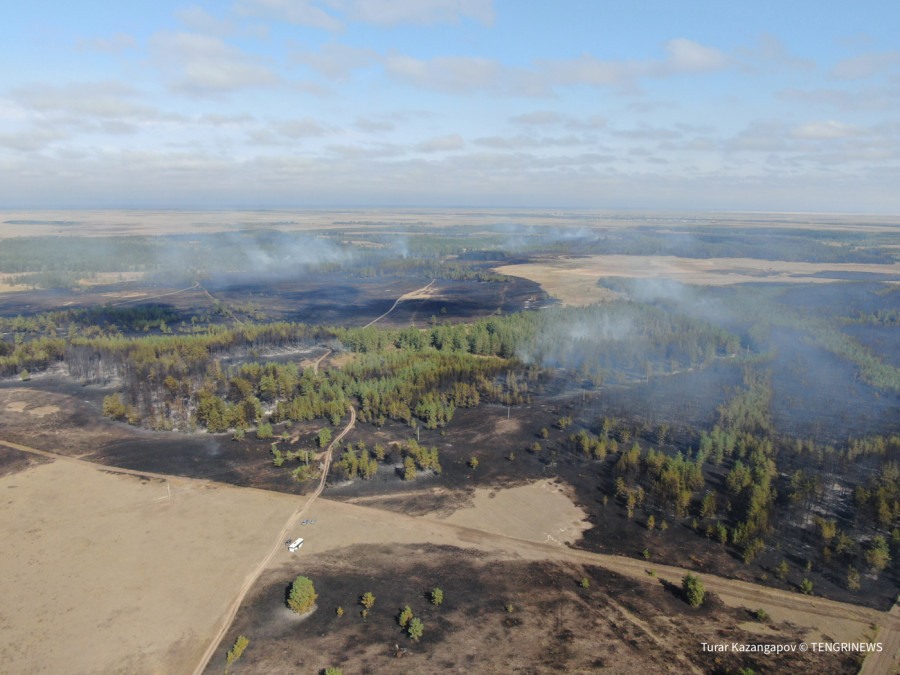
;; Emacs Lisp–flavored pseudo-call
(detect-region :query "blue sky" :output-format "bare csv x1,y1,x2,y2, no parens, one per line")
2,0,899,211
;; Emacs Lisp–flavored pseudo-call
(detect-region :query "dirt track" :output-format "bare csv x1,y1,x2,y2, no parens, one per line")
190,403,356,675
363,278,436,327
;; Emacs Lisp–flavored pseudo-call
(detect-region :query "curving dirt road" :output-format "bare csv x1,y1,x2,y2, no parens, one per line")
108,282,200,307
363,278,436,327
189,403,356,675
312,348,331,375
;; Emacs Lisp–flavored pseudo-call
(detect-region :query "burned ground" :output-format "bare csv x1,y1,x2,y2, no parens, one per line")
208,543,861,675
0,268,548,330
3,363,898,614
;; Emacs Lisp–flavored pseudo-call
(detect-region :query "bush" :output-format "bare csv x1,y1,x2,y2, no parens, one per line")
408,617,424,641
225,635,249,670
256,422,274,439
287,576,317,614
682,573,705,607
431,588,443,606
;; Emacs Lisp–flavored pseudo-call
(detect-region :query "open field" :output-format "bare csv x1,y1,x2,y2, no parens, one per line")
0,455,298,675
496,254,900,306
3,208,900,240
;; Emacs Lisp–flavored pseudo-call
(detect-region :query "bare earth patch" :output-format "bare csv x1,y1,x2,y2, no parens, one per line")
0,459,298,675
496,254,900,305
5,400,60,416
438,479,590,545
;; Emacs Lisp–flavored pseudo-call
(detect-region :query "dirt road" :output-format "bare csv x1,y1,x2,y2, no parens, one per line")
109,282,200,306
190,403,356,675
363,278,436,327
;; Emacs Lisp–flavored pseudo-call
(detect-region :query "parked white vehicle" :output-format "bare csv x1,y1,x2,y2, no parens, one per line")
288,537,304,552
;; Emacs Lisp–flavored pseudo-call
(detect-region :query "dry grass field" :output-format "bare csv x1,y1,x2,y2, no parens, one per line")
496,254,900,305
0,458,298,675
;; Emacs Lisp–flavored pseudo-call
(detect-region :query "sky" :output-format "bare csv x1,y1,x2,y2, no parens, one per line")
2,0,899,212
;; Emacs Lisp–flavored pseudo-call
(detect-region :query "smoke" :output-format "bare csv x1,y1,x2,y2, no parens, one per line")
145,229,356,282
493,223,601,251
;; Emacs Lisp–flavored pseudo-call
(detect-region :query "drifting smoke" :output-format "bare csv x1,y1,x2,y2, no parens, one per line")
146,229,356,282
493,223,601,251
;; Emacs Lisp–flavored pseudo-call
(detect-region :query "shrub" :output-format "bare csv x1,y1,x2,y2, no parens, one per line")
408,617,424,641
225,635,249,670
431,588,443,606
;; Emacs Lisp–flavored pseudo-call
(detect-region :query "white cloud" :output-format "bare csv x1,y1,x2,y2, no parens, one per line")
326,143,403,159
341,0,494,26
0,128,69,152
510,111,562,125
473,134,585,149
149,32,279,95
237,0,493,29
831,51,900,80
274,117,327,138
236,0,345,31
536,38,729,91
175,7,237,37
78,32,137,54
791,120,862,139
246,117,329,144
13,82,153,118
384,53,548,96
291,42,379,79
200,113,256,126
415,133,464,152
738,33,816,71
354,117,394,132
664,38,729,73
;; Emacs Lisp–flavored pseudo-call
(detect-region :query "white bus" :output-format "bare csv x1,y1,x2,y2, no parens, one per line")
288,537,304,552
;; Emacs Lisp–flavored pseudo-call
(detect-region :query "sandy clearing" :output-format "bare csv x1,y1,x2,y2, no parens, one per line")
27,405,60,416
0,459,298,675
438,479,590,545
5,400,59,416
496,254,900,305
